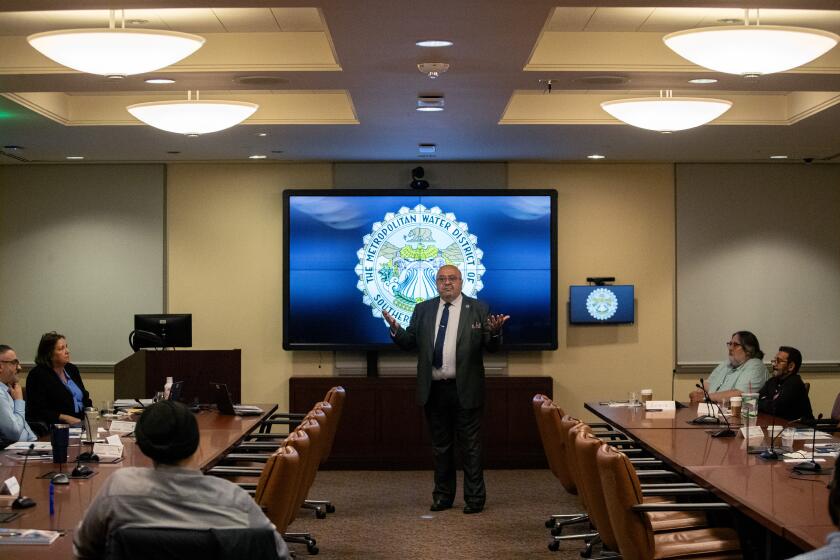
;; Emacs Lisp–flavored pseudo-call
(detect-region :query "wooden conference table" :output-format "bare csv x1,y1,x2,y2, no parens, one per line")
585,402,836,552
0,404,277,559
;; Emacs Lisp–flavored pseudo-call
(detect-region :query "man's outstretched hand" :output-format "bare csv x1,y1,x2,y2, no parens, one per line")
487,314,510,334
382,310,399,331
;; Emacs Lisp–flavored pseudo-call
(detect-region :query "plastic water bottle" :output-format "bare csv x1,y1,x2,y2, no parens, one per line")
163,376,173,401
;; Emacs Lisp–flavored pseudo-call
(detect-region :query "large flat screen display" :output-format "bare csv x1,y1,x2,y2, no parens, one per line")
284,189,557,350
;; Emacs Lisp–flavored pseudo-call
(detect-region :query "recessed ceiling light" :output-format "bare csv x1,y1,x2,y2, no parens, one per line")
769,155,788,159
66,155,84,160
587,154,606,160
145,78,175,84
127,19,149,25
689,78,718,84
416,107,444,112
416,40,453,48
248,154,267,159
418,144,436,154
717,18,743,25
256,132,268,137
417,96,444,112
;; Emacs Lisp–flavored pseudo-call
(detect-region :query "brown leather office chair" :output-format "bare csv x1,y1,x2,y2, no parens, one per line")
254,445,302,536
573,428,708,558
279,422,320,554
596,444,741,560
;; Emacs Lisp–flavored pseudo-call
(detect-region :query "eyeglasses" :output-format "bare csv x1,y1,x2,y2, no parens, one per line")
436,275,460,283
771,358,788,365
0,359,20,366
725,341,743,349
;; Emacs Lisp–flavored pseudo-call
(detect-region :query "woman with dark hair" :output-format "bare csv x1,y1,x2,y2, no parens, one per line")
25,332,91,427
689,330,768,403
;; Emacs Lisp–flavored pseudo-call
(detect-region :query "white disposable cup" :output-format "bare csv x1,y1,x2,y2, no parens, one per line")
781,428,796,449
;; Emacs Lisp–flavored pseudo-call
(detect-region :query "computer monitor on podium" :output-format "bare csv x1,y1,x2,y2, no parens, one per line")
133,314,192,348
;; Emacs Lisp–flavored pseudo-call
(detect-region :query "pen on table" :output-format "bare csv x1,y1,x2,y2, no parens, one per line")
49,481,55,515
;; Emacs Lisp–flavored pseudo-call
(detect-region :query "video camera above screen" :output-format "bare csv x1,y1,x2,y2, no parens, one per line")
131,314,193,349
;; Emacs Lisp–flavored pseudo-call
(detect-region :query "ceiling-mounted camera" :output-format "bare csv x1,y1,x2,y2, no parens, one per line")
410,166,430,189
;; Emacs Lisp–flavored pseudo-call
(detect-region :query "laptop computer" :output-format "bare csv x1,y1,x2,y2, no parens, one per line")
210,382,263,416
168,380,184,402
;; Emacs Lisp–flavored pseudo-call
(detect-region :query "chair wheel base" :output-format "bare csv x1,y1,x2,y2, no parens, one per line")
325,504,336,513
548,541,560,552
546,518,556,528
315,509,327,519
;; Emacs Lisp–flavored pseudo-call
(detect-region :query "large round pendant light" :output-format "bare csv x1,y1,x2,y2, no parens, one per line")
127,94,259,135
664,25,838,77
27,10,204,78
600,93,732,132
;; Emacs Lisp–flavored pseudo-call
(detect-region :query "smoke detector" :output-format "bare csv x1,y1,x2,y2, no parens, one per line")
418,62,449,79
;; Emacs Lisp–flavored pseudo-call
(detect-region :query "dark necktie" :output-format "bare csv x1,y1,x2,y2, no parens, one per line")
432,303,451,369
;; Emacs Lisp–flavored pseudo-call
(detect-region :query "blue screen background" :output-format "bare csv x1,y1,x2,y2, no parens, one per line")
568,285,635,324
286,194,555,348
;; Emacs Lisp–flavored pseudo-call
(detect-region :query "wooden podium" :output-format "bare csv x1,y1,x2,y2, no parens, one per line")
114,349,241,405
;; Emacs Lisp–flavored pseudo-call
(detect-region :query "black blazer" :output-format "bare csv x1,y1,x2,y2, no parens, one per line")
25,363,91,425
392,295,500,408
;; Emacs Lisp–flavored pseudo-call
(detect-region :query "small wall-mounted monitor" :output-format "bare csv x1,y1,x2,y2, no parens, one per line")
133,314,193,348
569,285,635,324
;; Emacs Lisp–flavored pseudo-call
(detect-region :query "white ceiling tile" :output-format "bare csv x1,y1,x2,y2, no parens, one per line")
545,8,596,32
270,8,325,32
212,8,278,33
156,9,225,33
639,8,709,32
586,7,655,32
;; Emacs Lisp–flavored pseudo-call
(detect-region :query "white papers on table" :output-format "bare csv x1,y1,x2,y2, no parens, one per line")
739,426,764,439
0,477,19,497
108,420,136,435
4,442,51,452
94,435,124,461
0,528,60,545
114,398,153,408
645,401,676,411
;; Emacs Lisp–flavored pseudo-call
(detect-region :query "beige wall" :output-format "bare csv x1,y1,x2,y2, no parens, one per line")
166,163,334,410
161,161,838,420
507,163,676,419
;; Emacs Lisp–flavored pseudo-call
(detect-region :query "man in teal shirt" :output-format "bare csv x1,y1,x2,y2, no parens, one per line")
690,331,768,403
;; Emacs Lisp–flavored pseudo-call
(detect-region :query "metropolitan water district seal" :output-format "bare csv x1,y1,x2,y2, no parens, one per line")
586,287,619,321
354,205,485,329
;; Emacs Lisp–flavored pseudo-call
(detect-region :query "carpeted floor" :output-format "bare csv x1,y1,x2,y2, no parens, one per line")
288,469,589,559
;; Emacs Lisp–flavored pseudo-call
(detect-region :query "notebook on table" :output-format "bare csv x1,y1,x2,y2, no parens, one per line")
210,382,263,416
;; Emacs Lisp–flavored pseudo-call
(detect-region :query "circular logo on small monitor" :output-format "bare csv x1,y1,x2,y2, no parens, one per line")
354,205,485,329
586,288,619,321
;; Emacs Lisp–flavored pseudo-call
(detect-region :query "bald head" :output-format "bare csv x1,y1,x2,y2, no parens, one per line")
436,265,463,303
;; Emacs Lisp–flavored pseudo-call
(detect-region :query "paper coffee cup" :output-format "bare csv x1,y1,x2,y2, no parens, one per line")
730,396,742,415
640,389,653,403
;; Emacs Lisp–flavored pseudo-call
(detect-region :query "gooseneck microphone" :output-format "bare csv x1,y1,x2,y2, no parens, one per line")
794,413,824,473
760,390,782,460
12,443,36,509
695,382,735,438
690,379,722,425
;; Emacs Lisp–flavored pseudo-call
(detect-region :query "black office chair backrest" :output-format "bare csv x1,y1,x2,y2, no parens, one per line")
107,527,280,560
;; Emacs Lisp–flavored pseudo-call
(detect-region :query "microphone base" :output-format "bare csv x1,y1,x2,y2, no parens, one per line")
711,428,735,438
793,461,822,472
759,449,782,460
12,496,36,509
690,416,721,425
